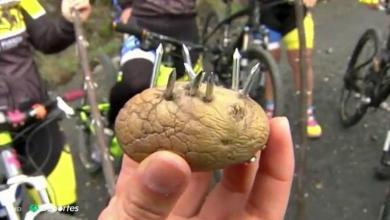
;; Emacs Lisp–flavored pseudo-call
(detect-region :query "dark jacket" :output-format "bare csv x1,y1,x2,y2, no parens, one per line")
0,0,75,109
118,0,197,17
261,1,308,36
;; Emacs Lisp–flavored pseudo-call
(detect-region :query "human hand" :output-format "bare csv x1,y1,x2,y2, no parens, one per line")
99,117,294,220
62,0,92,23
303,0,317,8
120,8,133,24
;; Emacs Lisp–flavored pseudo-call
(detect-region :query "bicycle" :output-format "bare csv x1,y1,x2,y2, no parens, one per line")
74,53,123,175
337,2,390,219
113,22,204,87
339,1,390,162
339,2,390,127
0,91,83,220
201,0,290,117
77,0,203,176
71,8,120,195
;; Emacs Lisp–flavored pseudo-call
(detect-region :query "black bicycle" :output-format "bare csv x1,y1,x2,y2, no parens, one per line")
339,0,390,127
339,27,390,127
201,0,290,116
338,2,390,220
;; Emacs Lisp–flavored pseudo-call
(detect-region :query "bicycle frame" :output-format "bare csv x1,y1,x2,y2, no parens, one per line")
203,0,291,49
0,129,55,220
201,0,275,85
369,24,390,107
0,88,83,220
75,101,122,159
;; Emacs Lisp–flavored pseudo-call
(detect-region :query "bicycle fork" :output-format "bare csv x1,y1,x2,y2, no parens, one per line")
0,144,54,220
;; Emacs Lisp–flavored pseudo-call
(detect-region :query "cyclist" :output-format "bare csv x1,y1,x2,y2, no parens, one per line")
0,0,91,216
261,0,322,138
108,0,200,125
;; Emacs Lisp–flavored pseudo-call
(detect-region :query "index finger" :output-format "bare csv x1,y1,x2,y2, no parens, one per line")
244,117,295,220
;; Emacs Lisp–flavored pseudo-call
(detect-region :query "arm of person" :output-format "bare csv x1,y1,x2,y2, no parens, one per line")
303,0,317,8
20,0,91,54
117,0,133,23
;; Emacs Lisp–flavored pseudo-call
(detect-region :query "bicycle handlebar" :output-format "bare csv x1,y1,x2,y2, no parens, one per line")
113,22,205,51
114,22,144,38
0,89,84,126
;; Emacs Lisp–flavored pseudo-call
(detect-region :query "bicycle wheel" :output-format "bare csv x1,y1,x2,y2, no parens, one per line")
76,125,101,174
339,28,380,127
201,11,219,43
241,47,284,116
92,53,120,103
379,186,390,220
200,11,221,73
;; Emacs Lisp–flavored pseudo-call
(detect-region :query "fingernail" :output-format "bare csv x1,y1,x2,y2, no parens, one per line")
276,116,291,130
281,116,290,125
141,156,188,195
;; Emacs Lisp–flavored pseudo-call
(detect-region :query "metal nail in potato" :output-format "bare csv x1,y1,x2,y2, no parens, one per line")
115,63,270,171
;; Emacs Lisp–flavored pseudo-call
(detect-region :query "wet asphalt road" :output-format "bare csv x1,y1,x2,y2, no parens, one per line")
58,0,390,219
285,1,389,220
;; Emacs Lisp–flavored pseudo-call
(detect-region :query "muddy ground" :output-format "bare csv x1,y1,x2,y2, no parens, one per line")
57,0,390,219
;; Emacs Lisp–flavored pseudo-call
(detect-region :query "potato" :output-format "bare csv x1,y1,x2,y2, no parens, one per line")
115,79,269,171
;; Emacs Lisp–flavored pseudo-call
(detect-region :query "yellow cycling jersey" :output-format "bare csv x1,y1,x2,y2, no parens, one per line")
0,0,75,109
0,0,46,41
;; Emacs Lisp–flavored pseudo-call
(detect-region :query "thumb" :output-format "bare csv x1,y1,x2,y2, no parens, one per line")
106,151,191,219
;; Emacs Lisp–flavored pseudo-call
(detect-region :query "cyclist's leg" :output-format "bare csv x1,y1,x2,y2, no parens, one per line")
108,36,155,125
283,13,315,104
282,13,322,138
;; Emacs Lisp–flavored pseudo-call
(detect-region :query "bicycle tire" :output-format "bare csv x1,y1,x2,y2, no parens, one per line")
378,186,390,220
242,47,285,117
92,53,120,103
201,11,219,43
35,212,82,220
339,28,380,127
76,126,101,175
201,11,221,73
79,53,121,175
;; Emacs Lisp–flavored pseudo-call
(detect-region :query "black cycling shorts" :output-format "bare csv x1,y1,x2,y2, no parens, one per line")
261,3,307,36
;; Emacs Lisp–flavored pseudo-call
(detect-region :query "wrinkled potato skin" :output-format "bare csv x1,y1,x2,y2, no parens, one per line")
115,82,270,171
